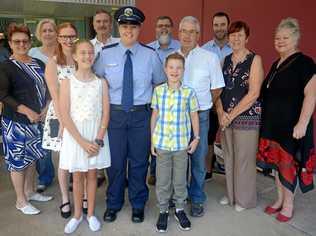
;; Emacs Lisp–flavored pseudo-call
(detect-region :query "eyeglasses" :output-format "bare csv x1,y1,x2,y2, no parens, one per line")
157,24,171,28
11,39,30,45
179,29,198,35
58,35,77,41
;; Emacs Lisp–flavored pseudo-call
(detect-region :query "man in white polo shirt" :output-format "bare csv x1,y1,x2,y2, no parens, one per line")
91,9,120,55
178,16,225,217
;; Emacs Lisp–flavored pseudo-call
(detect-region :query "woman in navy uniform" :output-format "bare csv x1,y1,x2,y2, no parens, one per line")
93,6,166,223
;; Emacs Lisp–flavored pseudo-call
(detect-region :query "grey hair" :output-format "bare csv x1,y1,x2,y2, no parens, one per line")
276,17,300,42
179,16,201,33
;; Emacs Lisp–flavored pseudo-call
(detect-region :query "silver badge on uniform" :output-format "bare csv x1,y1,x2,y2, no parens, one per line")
124,8,133,17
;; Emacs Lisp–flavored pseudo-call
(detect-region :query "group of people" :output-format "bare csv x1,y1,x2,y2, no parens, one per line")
0,5,315,234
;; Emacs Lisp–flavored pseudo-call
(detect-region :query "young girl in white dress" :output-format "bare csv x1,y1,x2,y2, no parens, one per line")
59,39,111,234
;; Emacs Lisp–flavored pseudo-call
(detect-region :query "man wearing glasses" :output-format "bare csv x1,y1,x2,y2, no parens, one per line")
147,16,180,64
178,16,225,217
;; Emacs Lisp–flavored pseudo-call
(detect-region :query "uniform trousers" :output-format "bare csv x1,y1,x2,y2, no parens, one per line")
106,106,151,210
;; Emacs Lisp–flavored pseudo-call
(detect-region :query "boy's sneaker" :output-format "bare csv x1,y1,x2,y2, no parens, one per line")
156,212,169,233
174,210,191,231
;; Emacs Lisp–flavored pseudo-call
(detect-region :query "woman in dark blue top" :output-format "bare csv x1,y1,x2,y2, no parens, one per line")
0,23,52,215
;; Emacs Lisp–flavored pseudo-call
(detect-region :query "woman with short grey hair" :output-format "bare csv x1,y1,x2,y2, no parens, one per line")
257,17,316,222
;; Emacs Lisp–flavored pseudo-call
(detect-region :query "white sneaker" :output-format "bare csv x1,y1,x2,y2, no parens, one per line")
87,215,101,232
235,204,246,212
16,203,40,215
28,193,53,202
219,196,229,205
64,216,83,234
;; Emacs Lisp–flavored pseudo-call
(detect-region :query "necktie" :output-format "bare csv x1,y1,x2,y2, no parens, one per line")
122,49,133,112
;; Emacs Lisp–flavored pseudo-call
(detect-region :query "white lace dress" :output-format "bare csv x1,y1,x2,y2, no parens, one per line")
59,74,111,172
42,65,75,151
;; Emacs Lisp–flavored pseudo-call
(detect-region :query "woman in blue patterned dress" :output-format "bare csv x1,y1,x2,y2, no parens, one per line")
0,24,52,215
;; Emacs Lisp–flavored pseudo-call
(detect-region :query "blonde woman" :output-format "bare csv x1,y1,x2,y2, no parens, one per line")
29,19,57,192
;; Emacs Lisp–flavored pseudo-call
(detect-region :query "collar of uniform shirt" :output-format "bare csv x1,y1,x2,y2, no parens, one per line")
118,41,140,56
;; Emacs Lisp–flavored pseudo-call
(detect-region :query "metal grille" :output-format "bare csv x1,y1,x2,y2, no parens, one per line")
37,0,135,6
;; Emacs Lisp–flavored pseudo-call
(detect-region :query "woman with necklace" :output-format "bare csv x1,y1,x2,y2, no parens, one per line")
0,23,52,215
216,21,264,212
257,18,316,222
29,19,58,193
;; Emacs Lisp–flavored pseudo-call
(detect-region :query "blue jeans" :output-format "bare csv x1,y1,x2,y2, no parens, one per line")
36,150,54,186
188,110,210,204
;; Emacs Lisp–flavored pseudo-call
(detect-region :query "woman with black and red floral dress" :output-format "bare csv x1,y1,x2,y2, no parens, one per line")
257,18,316,222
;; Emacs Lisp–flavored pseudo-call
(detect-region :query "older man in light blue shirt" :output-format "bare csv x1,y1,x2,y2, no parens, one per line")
147,16,180,64
93,6,166,223
178,16,225,217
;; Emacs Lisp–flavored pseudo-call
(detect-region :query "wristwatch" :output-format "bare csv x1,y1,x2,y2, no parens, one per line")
95,139,104,147
194,135,200,140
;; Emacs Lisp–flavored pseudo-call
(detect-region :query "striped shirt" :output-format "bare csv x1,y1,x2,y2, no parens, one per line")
151,83,199,151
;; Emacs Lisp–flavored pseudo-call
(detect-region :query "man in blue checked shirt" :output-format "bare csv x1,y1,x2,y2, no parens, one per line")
93,6,166,224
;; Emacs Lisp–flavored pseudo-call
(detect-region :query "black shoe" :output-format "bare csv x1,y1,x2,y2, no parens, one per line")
36,184,47,193
82,199,88,214
59,202,71,219
132,208,144,223
156,212,168,233
205,172,213,182
174,210,191,231
190,203,204,217
97,176,106,188
103,209,117,222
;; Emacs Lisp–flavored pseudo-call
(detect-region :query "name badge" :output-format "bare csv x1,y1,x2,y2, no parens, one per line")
106,63,118,67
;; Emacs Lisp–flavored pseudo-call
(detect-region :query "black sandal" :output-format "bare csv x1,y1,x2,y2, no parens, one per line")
82,199,88,214
59,202,71,219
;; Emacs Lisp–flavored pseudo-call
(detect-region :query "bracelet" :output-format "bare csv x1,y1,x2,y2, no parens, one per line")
194,135,200,140
100,124,107,129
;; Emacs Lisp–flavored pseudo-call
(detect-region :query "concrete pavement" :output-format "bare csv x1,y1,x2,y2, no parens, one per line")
0,159,315,236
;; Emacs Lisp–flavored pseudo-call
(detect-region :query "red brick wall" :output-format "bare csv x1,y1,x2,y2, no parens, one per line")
136,0,316,146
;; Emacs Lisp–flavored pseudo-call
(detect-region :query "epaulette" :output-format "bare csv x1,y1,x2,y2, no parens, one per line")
139,42,155,51
101,43,119,51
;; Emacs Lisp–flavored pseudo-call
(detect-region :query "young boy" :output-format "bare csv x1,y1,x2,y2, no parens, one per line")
151,52,200,232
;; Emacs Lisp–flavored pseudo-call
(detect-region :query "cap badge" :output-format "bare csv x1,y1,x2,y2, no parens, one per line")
124,8,133,17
